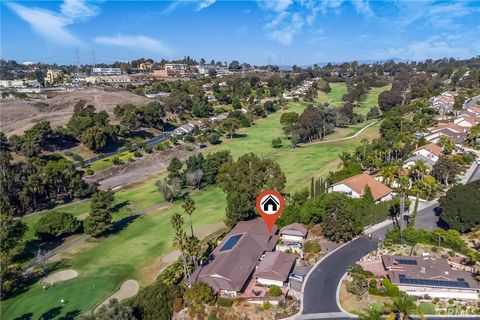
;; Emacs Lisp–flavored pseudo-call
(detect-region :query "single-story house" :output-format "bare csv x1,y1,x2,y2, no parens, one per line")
329,173,393,202
192,218,278,297
279,223,308,243
465,106,480,117
454,115,480,128
402,155,435,171
412,143,443,163
254,251,296,287
382,255,480,300
425,128,468,146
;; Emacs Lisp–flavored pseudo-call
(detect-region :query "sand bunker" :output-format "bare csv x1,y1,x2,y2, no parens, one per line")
41,269,78,285
95,280,139,312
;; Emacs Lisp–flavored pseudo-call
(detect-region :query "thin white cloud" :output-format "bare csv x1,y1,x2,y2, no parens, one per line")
375,35,475,61
352,0,373,16
258,0,293,13
267,12,304,45
395,1,477,29
6,2,81,45
60,0,99,20
94,35,173,56
197,0,216,11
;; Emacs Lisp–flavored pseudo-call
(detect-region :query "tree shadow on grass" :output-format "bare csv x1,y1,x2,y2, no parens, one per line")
13,313,33,320
58,309,81,320
107,214,139,236
111,200,131,214
39,306,63,320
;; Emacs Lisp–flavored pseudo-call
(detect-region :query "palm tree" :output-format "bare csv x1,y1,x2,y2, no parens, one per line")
182,195,196,237
379,165,397,187
391,293,417,320
170,213,190,283
410,160,427,181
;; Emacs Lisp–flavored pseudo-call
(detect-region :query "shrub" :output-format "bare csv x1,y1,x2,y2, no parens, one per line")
431,246,438,252
263,301,272,310
112,156,121,165
86,169,94,175
207,312,218,320
304,241,321,254
34,211,82,240
216,297,233,307
207,132,221,145
133,151,142,158
184,283,214,306
144,146,152,154
271,137,283,148
268,285,282,297
183,135,195,143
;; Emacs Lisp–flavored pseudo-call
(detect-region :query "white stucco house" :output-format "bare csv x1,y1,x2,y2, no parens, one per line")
412,143,443,163
329,173,394,202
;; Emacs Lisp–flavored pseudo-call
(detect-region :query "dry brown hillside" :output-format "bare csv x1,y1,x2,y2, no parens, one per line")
0,87,153,136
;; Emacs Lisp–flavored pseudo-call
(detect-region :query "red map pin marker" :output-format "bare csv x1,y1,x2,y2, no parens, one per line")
256,189,284,233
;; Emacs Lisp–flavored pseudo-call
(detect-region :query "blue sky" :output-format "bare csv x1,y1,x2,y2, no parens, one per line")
1,0,479,65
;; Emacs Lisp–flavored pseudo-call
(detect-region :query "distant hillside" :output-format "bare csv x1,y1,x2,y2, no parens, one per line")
0,87,153,136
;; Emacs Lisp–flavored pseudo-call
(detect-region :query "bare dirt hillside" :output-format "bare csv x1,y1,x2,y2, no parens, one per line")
0,87,153,136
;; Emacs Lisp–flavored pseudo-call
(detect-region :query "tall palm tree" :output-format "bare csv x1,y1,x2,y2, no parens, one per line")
182,195,196,237
170,213,190,283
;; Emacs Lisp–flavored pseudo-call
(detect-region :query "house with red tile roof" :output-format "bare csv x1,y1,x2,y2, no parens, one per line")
329,173,393,202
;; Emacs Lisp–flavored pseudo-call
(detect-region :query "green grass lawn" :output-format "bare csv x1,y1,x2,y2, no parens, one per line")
2,186,226,320
89,151,135,172
316,82,348,107
357,84,391,116
5,96,383,318
418,302,436,315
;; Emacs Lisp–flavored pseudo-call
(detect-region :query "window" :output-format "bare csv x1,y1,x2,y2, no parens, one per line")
220,234,243,252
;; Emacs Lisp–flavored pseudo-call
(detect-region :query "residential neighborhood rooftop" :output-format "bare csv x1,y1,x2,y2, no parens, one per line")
332,173,393,202
192,218,279,293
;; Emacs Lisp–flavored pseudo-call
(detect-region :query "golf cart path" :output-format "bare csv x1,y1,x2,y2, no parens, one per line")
307,119,378,145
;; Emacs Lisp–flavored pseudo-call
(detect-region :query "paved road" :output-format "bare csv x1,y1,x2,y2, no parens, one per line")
414,203,440,231
302,236,381,314
413,161,479,231
78,131,173,167
464,95,480,109
468,163,480,183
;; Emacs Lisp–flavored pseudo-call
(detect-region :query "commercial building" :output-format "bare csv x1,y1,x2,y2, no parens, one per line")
153,64,189,77
85,75,131,84
196,64,230,76
44,69,65,85
92,67,122,76
329,173,393,202
382,255,480,300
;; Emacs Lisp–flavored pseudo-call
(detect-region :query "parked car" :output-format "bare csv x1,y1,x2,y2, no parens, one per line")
289,273,305,283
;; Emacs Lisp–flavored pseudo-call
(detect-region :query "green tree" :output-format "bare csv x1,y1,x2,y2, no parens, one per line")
0,213,26,252
184,283,214,306
34,211,81,240
170,212,190,282
84,189,114,237
182,195,196,237
322,193,361,242
439,180,480,232
218,153,286,226
220,118,240,139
